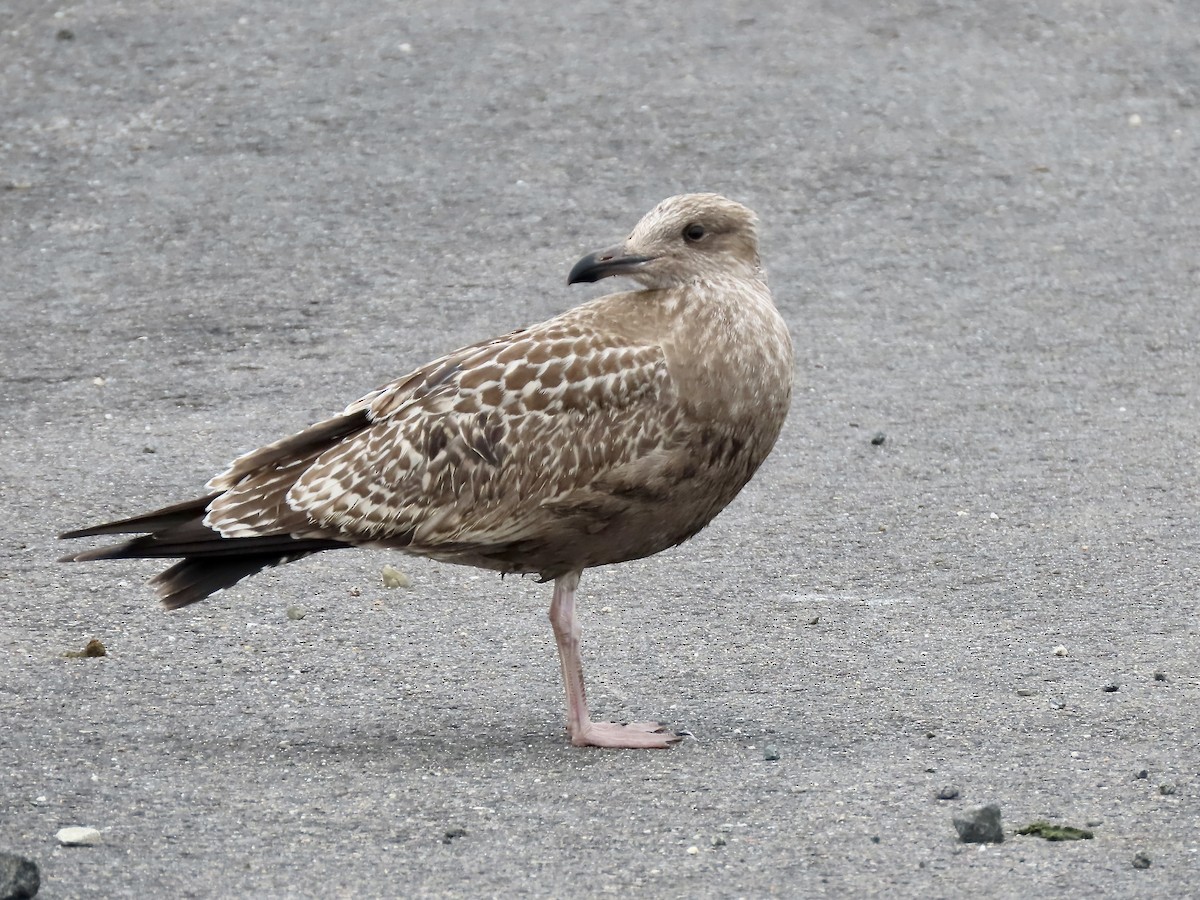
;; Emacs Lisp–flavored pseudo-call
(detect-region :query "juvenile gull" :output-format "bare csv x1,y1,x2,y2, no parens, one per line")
60,193,794,749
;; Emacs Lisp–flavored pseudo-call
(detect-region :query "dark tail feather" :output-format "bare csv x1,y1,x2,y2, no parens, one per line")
59,496,218,539
61,519,345,562
60,506,349,608
152,552,321,609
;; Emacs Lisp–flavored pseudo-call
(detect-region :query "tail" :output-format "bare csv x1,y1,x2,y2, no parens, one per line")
60,496,348,609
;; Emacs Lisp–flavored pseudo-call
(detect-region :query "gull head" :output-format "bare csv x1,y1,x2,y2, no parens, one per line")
568,193,762,290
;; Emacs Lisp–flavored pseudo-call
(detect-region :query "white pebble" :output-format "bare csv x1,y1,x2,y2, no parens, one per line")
1054,646,1068,657
56,826,102,846
381,564,412,589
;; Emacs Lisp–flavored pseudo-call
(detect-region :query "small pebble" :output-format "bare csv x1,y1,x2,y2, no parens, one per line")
870,431,886,446
1102,683,1119,693
936,785,960,801
1053,645,1068,657
0,852,39,899
442,827,467,844
1132,852,1151,869
711,835,726,847
1135,769,1149,780
56,826,102,846
1153,671,1167,682
286,606,306,621
763,745,780,761
952,803,1004,844
686,845,699,855
1015,688,1035,697
1158,783,1176,796
381,564,412,589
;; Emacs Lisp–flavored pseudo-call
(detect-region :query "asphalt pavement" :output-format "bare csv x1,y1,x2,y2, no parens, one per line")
2,1,1198,897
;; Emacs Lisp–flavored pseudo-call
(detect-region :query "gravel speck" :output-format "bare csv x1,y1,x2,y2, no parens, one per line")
382,564,412,589
762,745,780,761
55,826,102,846
936,785,960,800
1132,852,1152,869
63,638,106,659
0,852,40,900
952,803,1003,844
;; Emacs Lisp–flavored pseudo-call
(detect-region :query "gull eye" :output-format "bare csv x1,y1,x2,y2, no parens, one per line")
682,223,706,243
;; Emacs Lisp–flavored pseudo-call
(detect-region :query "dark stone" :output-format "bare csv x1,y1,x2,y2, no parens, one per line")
1135,769,1149,779
1132,852,1151,869
442,827,467,844
936,785,960,801
1102,683,1119,693
870,432,886,446
952,803,1004,844
55,28,74,41
0,852,40,900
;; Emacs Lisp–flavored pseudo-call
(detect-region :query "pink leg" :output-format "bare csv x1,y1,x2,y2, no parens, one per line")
548,571,681,749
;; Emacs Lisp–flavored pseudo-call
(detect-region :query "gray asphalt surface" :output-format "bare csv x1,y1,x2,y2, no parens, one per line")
3,1,1198,896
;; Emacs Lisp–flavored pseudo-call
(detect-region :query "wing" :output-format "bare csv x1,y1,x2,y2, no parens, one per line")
202,320,680,554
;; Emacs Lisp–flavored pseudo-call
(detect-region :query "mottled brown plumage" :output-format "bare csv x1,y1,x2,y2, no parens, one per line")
60,193,794,748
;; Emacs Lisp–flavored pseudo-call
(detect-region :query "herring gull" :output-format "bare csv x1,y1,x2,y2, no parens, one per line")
60,193,794,749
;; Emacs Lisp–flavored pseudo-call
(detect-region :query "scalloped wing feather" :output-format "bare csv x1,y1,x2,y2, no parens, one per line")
203,319,676,555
